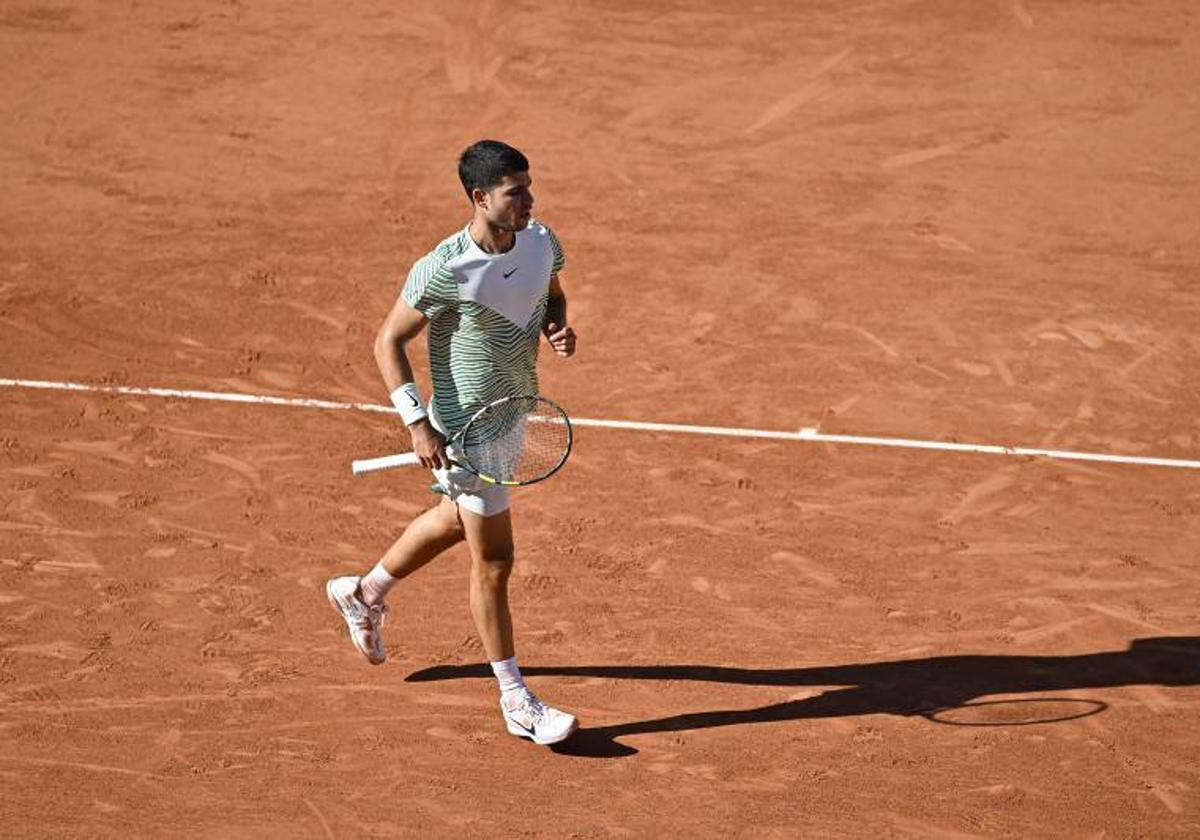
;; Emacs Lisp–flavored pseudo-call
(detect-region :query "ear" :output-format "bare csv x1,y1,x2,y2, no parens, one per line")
471,187,489,210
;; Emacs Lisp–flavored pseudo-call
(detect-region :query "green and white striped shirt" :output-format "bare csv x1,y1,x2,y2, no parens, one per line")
402,220,565,434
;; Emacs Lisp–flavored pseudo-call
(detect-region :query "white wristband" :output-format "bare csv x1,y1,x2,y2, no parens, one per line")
390,383,428,426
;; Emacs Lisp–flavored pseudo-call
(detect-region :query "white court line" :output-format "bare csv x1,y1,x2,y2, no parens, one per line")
3,376,1199,471
0,377,395,414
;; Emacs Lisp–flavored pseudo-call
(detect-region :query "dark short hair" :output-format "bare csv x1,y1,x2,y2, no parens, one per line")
458,140,529,198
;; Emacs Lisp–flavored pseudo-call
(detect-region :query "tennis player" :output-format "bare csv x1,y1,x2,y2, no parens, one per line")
326,140,579,746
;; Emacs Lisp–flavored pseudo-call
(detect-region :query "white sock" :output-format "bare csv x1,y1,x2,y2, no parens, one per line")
359,562,398,607
490,656,526,701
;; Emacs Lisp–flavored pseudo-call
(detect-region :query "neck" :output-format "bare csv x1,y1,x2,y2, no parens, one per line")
468,216,516,255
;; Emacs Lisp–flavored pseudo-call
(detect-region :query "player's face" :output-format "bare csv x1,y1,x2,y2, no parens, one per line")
478,171,534,232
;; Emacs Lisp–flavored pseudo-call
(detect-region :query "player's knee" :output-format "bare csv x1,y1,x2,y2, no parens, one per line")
472,552,513,588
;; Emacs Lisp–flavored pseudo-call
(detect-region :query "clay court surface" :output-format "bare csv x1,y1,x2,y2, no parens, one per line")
3,0,1200,836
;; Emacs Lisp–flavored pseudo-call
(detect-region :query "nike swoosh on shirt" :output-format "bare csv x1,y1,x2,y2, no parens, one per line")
503,268,518,278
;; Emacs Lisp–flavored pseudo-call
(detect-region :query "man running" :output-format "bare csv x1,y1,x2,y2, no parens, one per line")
326,140,579,746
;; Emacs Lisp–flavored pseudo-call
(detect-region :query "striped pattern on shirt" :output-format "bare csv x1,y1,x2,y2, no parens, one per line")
401,221,565,435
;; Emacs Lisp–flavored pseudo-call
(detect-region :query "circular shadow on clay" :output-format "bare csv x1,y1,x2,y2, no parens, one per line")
921,697,1107,727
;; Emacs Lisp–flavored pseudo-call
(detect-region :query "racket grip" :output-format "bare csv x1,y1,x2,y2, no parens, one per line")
351,451,423,475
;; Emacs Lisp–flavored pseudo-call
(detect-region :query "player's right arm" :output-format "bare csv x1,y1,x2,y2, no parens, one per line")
373,297,450,470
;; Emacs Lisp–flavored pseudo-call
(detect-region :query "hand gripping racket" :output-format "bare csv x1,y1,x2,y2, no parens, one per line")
352,394,572,486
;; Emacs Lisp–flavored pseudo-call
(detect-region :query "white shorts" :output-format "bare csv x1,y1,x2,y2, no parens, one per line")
432,457,510,517
428,402,511,518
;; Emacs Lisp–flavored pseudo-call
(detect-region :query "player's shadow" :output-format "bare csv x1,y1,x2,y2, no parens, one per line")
406,637,1200,758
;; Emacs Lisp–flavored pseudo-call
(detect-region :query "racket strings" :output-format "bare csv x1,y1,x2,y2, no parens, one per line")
461,397,570,483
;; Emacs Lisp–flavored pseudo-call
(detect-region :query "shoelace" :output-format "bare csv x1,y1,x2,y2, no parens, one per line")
351,600,387,629
512,692,548,724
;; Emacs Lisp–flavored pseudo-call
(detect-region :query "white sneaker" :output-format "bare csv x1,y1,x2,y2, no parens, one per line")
325,575,388,665
501,690,578,746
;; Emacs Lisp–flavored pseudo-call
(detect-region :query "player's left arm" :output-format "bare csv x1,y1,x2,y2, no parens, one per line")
543,273,576,358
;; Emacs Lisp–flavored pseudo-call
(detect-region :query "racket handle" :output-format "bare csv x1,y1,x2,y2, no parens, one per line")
352,451,422,475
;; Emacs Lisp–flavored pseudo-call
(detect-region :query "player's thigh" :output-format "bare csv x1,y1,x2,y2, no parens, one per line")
432,495,466,537
460,506,514,565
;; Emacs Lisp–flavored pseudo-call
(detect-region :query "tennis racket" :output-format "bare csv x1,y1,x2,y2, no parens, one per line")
352,394,572,486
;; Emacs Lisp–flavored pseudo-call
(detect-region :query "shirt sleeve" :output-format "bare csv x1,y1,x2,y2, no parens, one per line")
546,226,566,278
401,251,456,319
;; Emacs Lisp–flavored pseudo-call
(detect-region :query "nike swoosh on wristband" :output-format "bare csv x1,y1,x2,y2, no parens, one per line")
406,393,419,408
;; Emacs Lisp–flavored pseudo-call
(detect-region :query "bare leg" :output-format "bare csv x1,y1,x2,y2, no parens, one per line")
458,506,577,744
461,507,516,662
378,495,465,581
